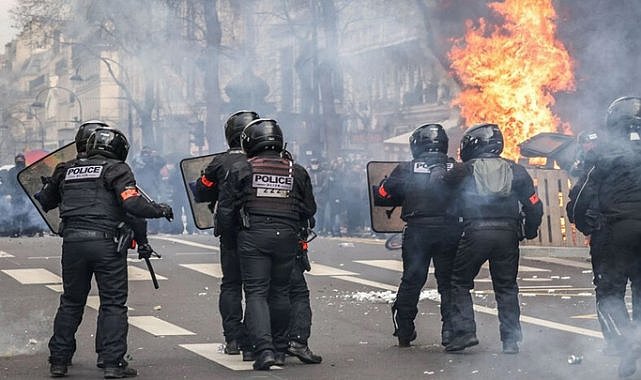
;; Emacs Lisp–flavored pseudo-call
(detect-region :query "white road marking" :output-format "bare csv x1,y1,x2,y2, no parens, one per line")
2,268,61,284
180,263,223,278
332,273,602,339
571,314,598,320
526,257,592,270
331,275,397,291
151,236,219,251
354,259,548,273
27,256,61,259
46,284,63,292
180,343,282,371
308,263,358,276
128,316,195,336
0,251,15,258
354,260,408,272
128,266,167,282
87,296,100,310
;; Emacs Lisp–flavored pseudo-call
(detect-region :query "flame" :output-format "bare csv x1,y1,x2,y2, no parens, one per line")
448,0,575,161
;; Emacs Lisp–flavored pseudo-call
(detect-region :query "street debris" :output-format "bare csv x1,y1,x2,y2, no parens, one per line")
567,354,583,364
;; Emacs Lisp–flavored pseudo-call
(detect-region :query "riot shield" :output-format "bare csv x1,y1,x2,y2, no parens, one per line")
17,143,77,234
366,161,404,233
179,153,224,230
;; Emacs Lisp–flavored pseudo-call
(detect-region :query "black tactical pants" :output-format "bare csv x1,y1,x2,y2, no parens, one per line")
449,227,522,343
219,231,248,348
289,254,312,345
49,237,128,367
593,220,641,350
392,224,459,340
238,220,298,354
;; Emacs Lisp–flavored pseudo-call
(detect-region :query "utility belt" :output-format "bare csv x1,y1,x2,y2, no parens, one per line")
463,218,519,231
243,212,300,231
63,229,115,242
405,215,449,226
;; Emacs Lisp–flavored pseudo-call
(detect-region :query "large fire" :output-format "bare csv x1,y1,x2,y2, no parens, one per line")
448,0,575,161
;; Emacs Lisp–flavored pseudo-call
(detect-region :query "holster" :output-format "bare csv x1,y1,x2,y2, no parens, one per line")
517,211,526,241
240,207,251,229
115,222,135,255
297,248,312,272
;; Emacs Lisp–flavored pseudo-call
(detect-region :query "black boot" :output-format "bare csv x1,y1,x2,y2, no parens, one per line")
224,340,241,355
445,333,479,352
287,341,322,364
274,351,287,366
253,350,276,370
103,366,138,379
242,349,255,362
49,364,68,378
397,330,417,348
441,330,453,347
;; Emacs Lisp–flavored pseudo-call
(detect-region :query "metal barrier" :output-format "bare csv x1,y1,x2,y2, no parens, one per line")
523,168,588,247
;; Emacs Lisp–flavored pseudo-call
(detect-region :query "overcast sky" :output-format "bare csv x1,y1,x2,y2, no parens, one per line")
0,0,17,50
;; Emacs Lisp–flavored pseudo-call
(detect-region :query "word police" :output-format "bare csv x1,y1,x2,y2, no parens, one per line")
65,165,103,180
252,174,294,190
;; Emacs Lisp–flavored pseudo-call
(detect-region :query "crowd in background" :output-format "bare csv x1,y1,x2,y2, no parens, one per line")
0,147,375,238
131,148,374,238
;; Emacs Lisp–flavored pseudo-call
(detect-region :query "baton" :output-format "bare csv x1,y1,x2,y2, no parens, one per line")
144,257,160,289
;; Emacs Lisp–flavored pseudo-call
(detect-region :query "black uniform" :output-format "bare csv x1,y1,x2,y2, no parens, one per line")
376,153,461,345
446,153,542,347
217,150,316,356
37,155,167,369
568,142,641,355
192,148,249,350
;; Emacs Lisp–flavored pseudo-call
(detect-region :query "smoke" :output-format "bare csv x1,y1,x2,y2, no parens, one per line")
553,1,641,134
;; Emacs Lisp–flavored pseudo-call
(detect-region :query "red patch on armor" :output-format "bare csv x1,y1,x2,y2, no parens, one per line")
529,193,540,205
200,175,215,188
378,185,390,199
120,188,139,200
299,241,309,251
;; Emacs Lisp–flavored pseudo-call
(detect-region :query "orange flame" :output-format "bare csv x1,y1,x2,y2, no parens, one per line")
448,0,575,161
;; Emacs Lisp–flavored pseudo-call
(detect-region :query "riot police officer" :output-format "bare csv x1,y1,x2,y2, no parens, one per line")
217,119,316,370
567,97,641,377
444,123,543,354
281,150,322,364
191,110,260,359
37,121,153,370
37,127,172,378
374,123,461,347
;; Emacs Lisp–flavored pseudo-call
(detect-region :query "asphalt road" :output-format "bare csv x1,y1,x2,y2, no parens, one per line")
0,234,634,380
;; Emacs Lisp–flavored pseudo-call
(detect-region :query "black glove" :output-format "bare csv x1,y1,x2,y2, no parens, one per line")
524,228,538,240
138,243,154,260
157,203,174,221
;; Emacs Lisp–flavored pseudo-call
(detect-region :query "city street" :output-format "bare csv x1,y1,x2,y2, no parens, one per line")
0,234,631,379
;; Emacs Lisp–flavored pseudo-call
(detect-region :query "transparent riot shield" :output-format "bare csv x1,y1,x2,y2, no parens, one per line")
366,161,405,233
17,143,77,234
179,153,224,230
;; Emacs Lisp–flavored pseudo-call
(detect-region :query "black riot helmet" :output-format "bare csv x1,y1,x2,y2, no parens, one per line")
86,127,130,161
225,110,260,148
460,123,504,162
604,96,641,141
241,118,283,158
409,123,449,158
75,120,109,154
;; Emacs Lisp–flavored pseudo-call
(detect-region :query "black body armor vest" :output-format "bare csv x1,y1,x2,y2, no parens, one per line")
401,159,452,222
244,156,300,221
60,158,125,232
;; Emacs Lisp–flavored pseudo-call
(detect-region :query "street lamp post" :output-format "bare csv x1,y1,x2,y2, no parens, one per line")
31,86,83,148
